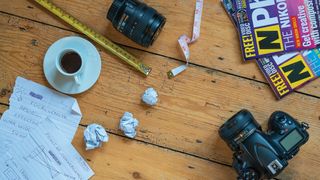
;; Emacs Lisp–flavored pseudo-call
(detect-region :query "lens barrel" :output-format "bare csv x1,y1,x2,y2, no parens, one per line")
219,109,261,150
107,0,166,47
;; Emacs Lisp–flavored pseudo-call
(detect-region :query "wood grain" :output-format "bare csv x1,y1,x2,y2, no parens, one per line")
73,128,236,180
0,12,319,179
0,107,235,180
0,0,319,97
0,104,8,116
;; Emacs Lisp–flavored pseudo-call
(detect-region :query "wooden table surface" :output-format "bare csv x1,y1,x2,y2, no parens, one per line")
0,0,319,179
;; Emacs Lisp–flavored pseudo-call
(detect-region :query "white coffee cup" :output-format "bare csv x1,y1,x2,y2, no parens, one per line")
55,49,85,85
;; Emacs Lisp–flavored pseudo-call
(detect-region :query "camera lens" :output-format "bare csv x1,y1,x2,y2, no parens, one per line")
107,0,166,47
219,109,261,150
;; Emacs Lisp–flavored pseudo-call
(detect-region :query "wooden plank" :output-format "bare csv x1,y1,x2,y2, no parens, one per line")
0,104,8,116
73,128,236,180
0,0,319,97
0,12,320,179
0,105,235,179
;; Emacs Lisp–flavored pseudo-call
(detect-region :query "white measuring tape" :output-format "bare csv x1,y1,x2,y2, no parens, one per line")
167,0,204,78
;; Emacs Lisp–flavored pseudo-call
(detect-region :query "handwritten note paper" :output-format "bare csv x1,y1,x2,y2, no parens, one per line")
0,77,94,180
10,77,82,140
0,120,94,180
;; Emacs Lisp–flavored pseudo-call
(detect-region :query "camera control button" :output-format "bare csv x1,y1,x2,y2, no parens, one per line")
276,114,288,124
279,130,286,135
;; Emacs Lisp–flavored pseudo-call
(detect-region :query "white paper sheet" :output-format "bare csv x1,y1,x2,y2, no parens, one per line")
9,77,82,140
11,77,82,115
0,120,94,180
0,77,82,154
0,77,94,179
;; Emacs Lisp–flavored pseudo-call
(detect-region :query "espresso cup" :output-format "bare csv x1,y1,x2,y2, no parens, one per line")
56,49,84,85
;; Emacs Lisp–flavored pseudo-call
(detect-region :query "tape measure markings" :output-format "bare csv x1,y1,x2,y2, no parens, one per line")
34,0,151,76
167,0,204,78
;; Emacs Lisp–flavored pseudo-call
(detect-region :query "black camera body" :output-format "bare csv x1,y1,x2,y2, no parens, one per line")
219,109,309,179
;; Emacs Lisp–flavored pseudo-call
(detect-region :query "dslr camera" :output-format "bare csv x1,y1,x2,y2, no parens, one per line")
219,109,309,179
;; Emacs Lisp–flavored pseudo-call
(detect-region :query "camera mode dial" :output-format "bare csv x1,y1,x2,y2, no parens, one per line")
268,112,293,135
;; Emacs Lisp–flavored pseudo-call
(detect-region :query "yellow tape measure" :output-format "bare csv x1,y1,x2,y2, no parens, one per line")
34,0,151,76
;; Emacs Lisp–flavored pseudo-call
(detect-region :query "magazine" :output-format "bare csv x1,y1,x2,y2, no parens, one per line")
228,0,320,60
257,48,320,98
222,0,320,99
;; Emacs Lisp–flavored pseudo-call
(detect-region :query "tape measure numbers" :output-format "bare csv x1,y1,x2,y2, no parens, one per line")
34,0,151,76
167,0,203,78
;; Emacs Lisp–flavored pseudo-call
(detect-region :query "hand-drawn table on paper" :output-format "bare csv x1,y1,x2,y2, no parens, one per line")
0,0,319,179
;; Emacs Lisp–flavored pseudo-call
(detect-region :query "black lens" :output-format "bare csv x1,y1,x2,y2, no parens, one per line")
107,0,166,47
219,109,261,150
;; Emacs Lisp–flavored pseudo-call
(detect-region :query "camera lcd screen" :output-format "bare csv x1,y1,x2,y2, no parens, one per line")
280,129,303,151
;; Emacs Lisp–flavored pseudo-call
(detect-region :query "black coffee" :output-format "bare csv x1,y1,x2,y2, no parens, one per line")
60,51,82,74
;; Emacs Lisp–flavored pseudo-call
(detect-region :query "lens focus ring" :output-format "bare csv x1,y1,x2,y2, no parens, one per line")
107,0,125,21
107,0,166,47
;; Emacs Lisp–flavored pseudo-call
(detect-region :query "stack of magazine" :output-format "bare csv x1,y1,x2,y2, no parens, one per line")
221,0,320,99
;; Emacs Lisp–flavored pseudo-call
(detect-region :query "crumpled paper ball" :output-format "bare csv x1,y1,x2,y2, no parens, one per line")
84,123,109,150
141,87,158,106
119,112,139,138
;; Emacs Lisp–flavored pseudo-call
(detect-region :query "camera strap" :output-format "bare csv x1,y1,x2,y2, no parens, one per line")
167,0,204,78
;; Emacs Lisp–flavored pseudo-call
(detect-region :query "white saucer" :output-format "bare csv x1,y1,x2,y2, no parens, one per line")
43,36,101,94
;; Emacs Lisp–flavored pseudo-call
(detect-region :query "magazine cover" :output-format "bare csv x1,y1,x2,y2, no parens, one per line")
257,48,320,99
231,0,320,60
222,0,320,99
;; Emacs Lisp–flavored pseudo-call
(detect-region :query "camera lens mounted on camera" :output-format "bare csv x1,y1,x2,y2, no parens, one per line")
107,0,166,47
219,109,261,150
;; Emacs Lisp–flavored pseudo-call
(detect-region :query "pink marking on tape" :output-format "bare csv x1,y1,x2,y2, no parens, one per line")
168,0,204,78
